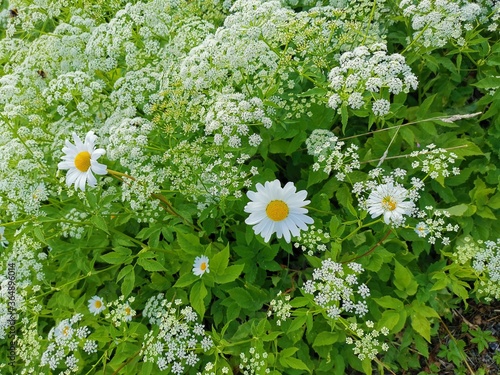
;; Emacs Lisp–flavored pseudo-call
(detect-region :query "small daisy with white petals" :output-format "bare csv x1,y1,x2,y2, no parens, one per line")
58,131,107,191
244,180,313,243
193,256,210,277
366,182,414,225
88,296,105,315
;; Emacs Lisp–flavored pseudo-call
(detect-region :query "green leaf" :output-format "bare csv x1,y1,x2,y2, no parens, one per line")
262,331,283,341
214,264,244,284
411,312,431,343
121,268,135,297
487,192,500,209
100,251,131,265
140,361,153,375
117,265,134,282
227,287,256,310
473,76,500,89
313,331,339,347
289,297,310,308
177,231,204,255
113,213,132,227
373,296,404,310
341,103,348,133
393,260,418,295
190,280,207,318
211,244,230,275
280,356,309,372
137,258,166,272
446,204,470,217
174,272,199,288
91,215,109,233
298,87,328,97
378,310,401,331
361,358,373,375
287,314,307,333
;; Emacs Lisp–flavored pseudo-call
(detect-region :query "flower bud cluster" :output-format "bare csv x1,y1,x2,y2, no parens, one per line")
303,259,370,319
268,291,292,326
453,237,500,301
41,313,97,373
326,43,418,116
346,321,390,361
141,294,214,374
306,129,360,181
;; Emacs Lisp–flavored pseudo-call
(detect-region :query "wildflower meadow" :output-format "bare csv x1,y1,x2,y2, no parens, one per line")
1,0,500,374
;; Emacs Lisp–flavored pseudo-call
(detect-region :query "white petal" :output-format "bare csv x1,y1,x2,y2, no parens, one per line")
87,171,97,187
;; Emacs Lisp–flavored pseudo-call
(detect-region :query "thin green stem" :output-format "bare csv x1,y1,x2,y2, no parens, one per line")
340,219,383,242
342,229,392,264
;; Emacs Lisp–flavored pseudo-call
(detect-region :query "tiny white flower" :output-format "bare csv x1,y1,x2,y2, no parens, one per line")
244,180,314,243
58,131,107,191
415,222,429,238
193,255,210,277
122,303,135,321
88,296,106,315
366,182,414,225
0,226,8,248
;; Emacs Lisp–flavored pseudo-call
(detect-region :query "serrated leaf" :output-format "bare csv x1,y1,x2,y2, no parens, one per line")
280,347,299,358
91,215,109,233
211,245,230,275
121,269,135,297
373,296,404,310
298,87,328,97
313,331,338,347
393,260,418,295
361,358,373,375
411,312,431,343
174,272,199,288
378,310,400,331
473,76,500,89
487,192,500,209
214,264,244,284
100,251,131,265
137,258,166,272
227,287,256,310
289,297,310,308
176,231,204,255
280,356,309,371
113,213,132,227
341,104,348,133
262,331,283,341
117,265,134,282
287,314,307,333
140,361,153,375
446,204,469,217
190,281,207,318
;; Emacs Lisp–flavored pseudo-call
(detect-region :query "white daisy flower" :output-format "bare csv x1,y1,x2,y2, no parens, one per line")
193,255,210,277
58,131,107,191
244,180,314,243
88,296,106,315
366,182,414,225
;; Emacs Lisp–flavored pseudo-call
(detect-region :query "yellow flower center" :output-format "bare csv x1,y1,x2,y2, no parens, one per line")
200,262,207,271
94,300,102,309
124,307,131,315
266,200,289,221
74,151,91,172
382,196,397,211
